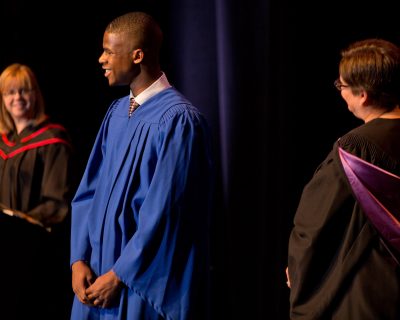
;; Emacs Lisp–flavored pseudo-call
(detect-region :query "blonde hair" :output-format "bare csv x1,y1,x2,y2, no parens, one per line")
0,63,46,133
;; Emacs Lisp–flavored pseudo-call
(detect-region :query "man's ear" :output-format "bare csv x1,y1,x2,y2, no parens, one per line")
132,49,144,64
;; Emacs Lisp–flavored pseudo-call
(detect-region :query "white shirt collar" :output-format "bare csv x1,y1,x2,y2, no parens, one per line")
130,72,171,105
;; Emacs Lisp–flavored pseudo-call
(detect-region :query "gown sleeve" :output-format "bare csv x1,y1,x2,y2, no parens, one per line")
288,142,358,317
113,107,213,319
27,142,72,226
70,107,112,265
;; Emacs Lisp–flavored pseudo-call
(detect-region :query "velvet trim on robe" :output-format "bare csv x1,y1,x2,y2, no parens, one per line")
70,87,214,320
339,146,400,254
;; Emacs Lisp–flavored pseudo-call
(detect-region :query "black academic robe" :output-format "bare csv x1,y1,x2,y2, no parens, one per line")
0,118,74,319
288,118,400,320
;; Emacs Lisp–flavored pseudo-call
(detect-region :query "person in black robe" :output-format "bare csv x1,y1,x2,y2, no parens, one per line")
287,39,400,319
0,63,75,319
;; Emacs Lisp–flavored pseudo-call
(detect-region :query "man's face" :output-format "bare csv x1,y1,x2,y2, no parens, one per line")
98,32,137,87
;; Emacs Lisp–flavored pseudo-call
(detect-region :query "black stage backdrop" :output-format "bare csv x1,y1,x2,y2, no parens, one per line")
1,0,399,319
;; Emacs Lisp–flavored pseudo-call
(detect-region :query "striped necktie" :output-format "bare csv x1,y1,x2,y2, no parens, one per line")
128,97,140,117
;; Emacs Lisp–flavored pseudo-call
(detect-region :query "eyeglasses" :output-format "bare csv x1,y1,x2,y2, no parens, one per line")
2,88,34,98
334,79,350,91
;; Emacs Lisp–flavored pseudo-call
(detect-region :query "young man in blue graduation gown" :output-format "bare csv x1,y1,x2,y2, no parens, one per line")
70,12,214,320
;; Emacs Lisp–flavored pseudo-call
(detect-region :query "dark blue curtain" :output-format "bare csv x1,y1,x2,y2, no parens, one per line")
167,1,296,318
1,0,400,319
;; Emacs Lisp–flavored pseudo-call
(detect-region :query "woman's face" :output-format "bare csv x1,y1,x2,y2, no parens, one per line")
2,78,36,122
337,77,362,116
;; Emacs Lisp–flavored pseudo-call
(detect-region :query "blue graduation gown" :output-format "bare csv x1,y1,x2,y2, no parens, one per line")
70,87,214,320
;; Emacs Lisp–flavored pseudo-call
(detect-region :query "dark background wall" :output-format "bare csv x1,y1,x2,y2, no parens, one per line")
1,0,399,319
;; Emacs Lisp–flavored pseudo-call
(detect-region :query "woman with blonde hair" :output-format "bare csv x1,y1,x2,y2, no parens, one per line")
0,63,46,133
0,63,74,319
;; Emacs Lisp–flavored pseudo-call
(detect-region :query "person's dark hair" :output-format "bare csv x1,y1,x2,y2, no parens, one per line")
0,63,46,133
339,38,400,110
106,11,163,64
